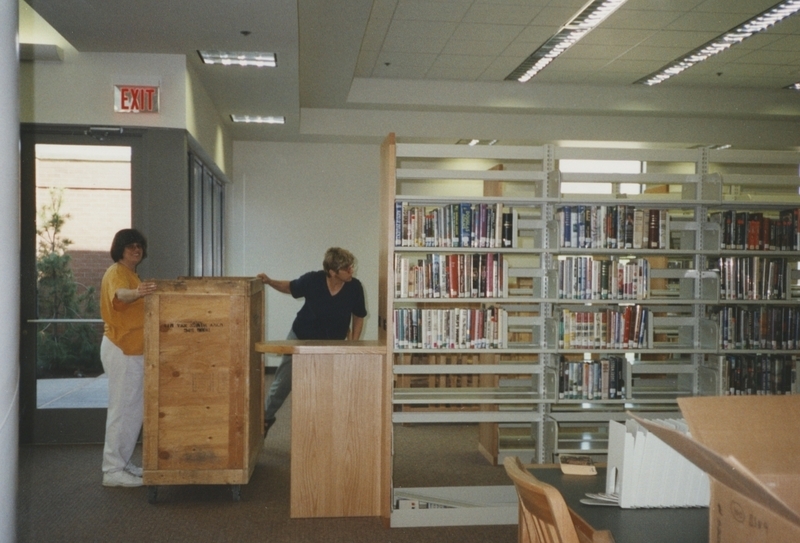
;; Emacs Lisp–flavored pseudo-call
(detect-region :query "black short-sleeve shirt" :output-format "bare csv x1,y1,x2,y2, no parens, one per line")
289,270,367,340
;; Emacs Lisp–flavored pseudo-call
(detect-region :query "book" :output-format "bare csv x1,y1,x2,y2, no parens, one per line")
459,203,472,247
648,209,659,249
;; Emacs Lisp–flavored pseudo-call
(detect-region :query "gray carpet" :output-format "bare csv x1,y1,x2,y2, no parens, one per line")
17,395,517,543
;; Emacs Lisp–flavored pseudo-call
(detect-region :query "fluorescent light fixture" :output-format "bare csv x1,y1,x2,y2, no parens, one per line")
638,0,800,86
198,51,277,68
230,115,285,124
506,0,629,82
457,139,499,145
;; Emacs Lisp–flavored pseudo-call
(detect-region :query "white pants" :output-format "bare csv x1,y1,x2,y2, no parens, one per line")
100,336,144,474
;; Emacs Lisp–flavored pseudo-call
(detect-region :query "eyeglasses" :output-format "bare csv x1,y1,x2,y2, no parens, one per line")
125,243,143,250
338,265,354,273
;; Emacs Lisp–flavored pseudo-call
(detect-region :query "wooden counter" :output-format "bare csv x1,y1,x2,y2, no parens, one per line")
256,340,390,520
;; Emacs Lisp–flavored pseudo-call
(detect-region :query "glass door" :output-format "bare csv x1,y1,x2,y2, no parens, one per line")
20,127,137,443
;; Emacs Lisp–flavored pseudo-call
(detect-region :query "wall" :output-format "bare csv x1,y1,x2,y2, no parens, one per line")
228,142,381,357
185,62,233,177
20,51,187,129
18,25,231,177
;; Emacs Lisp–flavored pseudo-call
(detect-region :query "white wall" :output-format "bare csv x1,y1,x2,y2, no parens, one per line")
18,37,232,175
185,62,233,176
1,0,19,540
228,141,381,361
20,51,187,129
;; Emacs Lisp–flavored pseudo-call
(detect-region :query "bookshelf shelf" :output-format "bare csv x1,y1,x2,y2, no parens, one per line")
378,133,800,527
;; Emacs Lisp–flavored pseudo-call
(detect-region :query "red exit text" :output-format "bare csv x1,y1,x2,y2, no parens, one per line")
114,85,159,113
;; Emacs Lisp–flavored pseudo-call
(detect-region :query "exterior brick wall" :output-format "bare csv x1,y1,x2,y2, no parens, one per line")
35,150,131,300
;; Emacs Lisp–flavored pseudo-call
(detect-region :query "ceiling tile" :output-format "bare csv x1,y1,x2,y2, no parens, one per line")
561,44,632,60
442,38,515,56
377,51,439,68
449,22,526,42
639,29,717,48
666,11,760,32
371,62,431,79
479,57,528,80
617,45,698,62
426,64,490,80
511,25,559,44
382,19,458,53
360,17,393,51
623,0,705,11
370,0,399,20
462,3,542,25
580,28,658,47
736,49,800,66
393,0,472,22
769,33,800,51
354,49,380,76
603,9,684,31
530,6,582,27
695,0,783,15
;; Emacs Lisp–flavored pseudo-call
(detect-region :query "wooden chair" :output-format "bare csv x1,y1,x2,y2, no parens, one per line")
503,456,616,543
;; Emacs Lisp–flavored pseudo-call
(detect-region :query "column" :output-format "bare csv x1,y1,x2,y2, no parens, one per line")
0,0,20,541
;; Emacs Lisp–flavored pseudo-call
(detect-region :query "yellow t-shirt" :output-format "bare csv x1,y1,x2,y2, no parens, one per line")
100,262,145,355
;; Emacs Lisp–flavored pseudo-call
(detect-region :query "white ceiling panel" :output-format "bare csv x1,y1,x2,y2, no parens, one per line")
22,0,800,142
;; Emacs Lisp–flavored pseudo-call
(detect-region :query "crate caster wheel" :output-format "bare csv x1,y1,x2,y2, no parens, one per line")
231,485,241,502
147,486,158,504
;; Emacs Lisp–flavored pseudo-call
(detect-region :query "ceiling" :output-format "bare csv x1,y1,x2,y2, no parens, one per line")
23,0,800,143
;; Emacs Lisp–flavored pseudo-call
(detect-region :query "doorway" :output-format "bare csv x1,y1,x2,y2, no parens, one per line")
20,126,139,443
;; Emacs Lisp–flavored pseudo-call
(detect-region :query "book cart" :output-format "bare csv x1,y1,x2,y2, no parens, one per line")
142,277,265,503
378,133,800,527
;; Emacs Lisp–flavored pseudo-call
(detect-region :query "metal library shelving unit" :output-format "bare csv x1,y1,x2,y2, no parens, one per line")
378,133,800,527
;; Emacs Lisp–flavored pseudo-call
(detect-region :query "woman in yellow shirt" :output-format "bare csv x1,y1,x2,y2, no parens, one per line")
99,229,156,487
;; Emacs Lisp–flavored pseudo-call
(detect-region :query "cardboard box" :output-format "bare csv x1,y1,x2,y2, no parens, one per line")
634,396,800,543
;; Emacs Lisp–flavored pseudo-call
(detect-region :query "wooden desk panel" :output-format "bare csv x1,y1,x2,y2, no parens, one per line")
291,352,384,518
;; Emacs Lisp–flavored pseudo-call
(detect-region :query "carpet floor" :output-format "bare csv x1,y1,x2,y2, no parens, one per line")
17,394,517,543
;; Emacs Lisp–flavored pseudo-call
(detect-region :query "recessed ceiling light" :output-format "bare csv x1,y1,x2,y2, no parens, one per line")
507,0,629,83
198,51,277,68
638,0,800,86
230,115,285,124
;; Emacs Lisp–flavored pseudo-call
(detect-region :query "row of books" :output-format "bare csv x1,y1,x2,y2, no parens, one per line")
560,306,650,350
557,356,626,400
557,257,650,300
721,354,795,396
393,253,507,299
716,256,788,300
717,306,800,350
711,208,800,251
557,205,670,250
394,201,514,248
392,307,508,349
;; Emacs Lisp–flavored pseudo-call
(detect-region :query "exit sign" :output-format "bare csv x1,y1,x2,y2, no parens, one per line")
114,85,159,113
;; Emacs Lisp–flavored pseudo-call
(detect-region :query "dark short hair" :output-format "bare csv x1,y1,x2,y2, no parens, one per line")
110,229,148,262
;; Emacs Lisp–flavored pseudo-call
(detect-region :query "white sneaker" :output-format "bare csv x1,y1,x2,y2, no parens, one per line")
103,470,143,487
125,464,143,477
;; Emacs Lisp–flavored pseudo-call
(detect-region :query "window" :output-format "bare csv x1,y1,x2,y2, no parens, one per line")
189,153,225,276
559,159,643,195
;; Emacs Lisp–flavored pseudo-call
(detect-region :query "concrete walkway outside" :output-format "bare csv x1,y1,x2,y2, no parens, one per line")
37,376,108,409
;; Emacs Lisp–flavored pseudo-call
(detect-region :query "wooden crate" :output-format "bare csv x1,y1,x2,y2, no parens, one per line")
142,277,264,488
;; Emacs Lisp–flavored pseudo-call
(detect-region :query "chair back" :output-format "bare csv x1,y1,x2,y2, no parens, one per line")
503,456,581,543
